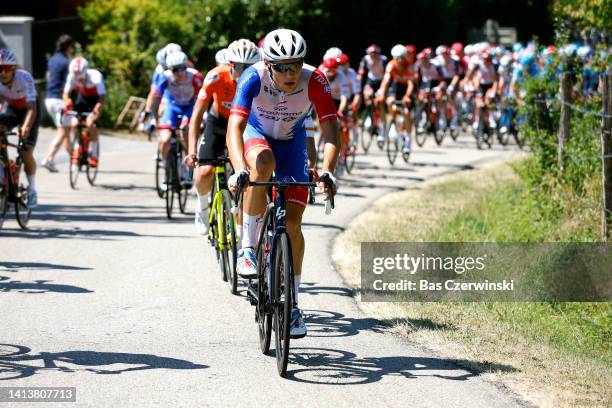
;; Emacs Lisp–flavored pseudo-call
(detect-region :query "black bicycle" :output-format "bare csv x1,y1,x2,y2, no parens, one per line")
0,130,31,230
164,127,190,219
235,173,335,377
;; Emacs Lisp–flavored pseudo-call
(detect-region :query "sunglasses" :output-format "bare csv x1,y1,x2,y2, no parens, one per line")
270,60,303,73
172,65,187,73
0,65,14,74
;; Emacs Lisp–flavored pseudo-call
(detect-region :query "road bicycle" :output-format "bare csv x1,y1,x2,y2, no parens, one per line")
358,102,382,153
0,130,31,230
234,173,335,377
386,100,412,165
207,156,238,294
338,112,357,175
66,111,99,189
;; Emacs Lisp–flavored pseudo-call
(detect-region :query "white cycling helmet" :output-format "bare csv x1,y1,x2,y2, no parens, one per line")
323,46,343,60
227,39,261,64
69,56,89,77
215,48,229,65
261,28,307,62
156,43,182,68
166,51,188,69
390,44,407,58
0,48,17,65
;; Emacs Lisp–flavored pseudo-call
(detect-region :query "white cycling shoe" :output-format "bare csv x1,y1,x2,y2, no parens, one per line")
237,247,258,278
290,308,307,338
194,209,209,236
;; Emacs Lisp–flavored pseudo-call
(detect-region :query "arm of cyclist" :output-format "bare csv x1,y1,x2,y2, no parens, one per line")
318,119,340,196
185,98,210,167
86,96,104,128
226,113,248,192
19,101,37,140
403,79,415,105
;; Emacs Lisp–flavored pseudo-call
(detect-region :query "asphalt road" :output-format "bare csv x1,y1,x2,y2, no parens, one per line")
1,127,525,407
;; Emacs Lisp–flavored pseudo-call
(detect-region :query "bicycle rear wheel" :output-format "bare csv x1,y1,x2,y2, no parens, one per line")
256,208,273,354
221,190,238,294
386,120,399,166
86,139,99,185
415,104,427,147
177,148,188,214
272,232,293,377
69,130,81,189
14,159,31,229
155,145,164,198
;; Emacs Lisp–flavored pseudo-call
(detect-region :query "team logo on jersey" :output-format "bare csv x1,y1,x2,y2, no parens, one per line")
263,85,278,97
205,72,219,85
222,101,232,109
274,100,288,111
323,84,331,94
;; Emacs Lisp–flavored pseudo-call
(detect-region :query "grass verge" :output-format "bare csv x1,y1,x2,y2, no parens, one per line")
333,160,611,407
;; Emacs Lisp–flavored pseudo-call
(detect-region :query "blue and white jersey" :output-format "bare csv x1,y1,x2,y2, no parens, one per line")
230,61,337,141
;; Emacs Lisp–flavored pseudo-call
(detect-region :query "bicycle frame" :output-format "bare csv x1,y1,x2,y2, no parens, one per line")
209,161,232,250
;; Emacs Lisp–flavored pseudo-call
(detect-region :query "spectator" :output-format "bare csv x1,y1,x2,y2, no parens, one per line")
41,34,74,172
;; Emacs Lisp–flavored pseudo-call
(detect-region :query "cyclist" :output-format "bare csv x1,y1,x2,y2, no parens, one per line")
145,51,203,188
185,39,260,236
0,48,39,207
415,48,443,134
215,48,230,67
377,44,416,152
227,28,340,337
472,51,499,130
336,53,361,119
63,56,105,168
142,43,182,134
436,45,461,132
358,44,388,139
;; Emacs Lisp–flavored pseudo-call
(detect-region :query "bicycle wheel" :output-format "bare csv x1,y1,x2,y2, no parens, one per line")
513,127,524,149
155,145,164,198
386,119,399,166
475,115,486,150
359,107,374,153
86,138,99,185
414,104,427,147
221,190,238,294
69,129,81,189
0,167,8,230
272,232,293,377
344,130,356,174
165,146,176,219
256,209,273,354
177,149,188,214
14,159,31,230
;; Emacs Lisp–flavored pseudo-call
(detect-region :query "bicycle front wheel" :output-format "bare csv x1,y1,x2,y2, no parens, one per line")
155,145,164,198
0,169,9,230
272,232,293,377
359,107,374,153
86,139,99,185
165,148,176,219
221,190,238,293
69,130,81,189
386,120,399,166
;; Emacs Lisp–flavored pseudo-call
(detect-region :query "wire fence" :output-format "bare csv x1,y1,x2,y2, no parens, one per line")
528,75,611,240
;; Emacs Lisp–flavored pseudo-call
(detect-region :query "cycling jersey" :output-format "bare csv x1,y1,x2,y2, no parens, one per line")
340,66,361,95
476,62,497,85
197,65,236,119
385,59,418,85
327,71,351,102
64,69,106,98
154,67,203,106
437,57,460,81
418,60,443,85
230,61,337,141
359,54,388,82
0,69,37,110
151,64,165,86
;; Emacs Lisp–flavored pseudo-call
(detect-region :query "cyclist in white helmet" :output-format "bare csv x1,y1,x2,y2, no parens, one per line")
185,39,261,236
215,48,229,66
0,48,40,207
227,28,340,338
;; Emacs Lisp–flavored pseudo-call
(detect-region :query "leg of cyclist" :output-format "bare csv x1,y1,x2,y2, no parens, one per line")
42,99,71,172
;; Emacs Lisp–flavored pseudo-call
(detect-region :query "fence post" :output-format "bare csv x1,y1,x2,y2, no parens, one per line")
602,74,612,242
558,72,571,166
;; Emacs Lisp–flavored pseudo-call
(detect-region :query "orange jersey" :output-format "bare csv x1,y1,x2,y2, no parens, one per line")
197,65,236,119
384,59,418,85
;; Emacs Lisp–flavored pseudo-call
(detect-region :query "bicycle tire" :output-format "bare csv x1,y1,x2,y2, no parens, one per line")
386,120,399,166
0,168,9,230
221,190,238,294
359,107,374,153
414,104,427,147
177,148,188,214
155,146,164,198
272,232,293,377
86,138,99,185
476,115,486,150
256,208,273,355
14,158,31,230
69,129,81,189
165,146,176,219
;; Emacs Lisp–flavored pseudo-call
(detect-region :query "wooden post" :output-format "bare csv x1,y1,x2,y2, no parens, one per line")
602,74,612,242
558,72,571,166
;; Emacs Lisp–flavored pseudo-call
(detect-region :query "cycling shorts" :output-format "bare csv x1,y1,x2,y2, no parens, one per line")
364,78,382,93
479,83,493,97
243,127,309,208
159,100,192,130
388,82,408,101
198,114,228,165
0,103,39,146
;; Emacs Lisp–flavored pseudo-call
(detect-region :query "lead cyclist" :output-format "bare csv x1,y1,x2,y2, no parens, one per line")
227,28,340,338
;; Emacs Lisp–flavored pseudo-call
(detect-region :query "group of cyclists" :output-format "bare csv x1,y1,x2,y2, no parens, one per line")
2,27,609,340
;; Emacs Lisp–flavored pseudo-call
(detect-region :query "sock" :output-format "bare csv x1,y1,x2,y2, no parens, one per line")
89,142,98,157
196,192,208,211
27,175,36,191
242,212,260,249
235,224,242,250
294,274,301,307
